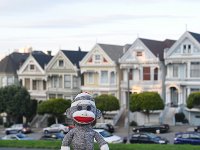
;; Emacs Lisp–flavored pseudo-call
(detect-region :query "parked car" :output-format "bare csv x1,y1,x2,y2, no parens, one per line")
40,132,65,140
1,133,33,140
129,132,168,144
43,124,69,134
194,126,200,132
93,123,115,133
5,124,32,135
174,132,200,145
132,123,169,133
94,129,123,143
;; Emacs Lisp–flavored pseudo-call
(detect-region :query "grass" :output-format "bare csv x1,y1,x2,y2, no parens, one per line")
0,140,200,150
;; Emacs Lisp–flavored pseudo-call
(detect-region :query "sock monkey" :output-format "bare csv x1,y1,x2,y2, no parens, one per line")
61,92,109,150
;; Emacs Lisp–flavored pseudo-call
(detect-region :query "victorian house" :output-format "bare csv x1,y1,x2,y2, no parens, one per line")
119,38,175,125
45,49,87,100
17,51,52,101
164,31,200,125
0,52,29,87
79,43,129,101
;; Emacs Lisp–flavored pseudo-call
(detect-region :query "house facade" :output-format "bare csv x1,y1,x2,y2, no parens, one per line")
119,38,175,125
17,51,52,101
164,31,200,125
0,52,29,88
45,49,87,100
79,43,128,101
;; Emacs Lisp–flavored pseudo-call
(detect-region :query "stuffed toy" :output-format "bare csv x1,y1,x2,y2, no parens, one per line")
61,92,109,150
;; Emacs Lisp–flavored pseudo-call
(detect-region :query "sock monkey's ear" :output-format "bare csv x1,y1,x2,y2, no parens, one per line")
66,108,72,119
96,109,102,119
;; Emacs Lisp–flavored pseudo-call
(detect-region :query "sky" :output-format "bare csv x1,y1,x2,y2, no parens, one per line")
0,0,200,60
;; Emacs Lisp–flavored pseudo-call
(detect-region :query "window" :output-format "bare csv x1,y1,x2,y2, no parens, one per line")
173,65,178,77
136,51,142,56
58,60,64,67
129,69,133,80
49,94,56,99
191,88,200,93
25,78,30,90
73,76,78,88
43,80,46,90
110,72,115,84
57,94,63,98
143,67,150,80
30,64,35,70
52,76,59,88
7,76,13,85
64,75,71,88
95,54,101,63
101,71,108,84
32,80,37,90
154,68,158,80
190,62,200,77
87,72,94,84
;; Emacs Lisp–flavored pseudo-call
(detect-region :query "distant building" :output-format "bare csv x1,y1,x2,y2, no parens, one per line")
17,51,52,101
0,52,29,87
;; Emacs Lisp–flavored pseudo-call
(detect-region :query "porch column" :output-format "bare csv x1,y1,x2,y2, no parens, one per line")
165,87,170,105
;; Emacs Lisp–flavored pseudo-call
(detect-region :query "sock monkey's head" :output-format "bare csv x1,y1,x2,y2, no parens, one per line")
66,92,102,125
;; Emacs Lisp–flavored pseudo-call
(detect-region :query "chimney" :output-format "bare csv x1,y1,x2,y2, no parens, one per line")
78,46,81,51
47,50,51,56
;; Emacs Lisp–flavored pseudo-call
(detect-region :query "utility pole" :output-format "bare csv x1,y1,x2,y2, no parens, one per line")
127,68,130,143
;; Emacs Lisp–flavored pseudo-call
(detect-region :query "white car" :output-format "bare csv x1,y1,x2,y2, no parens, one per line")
94,129,123,144
43,124,69,134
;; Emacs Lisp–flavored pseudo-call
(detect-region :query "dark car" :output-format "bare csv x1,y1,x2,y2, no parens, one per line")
194,126,200,132
5,124,32,135
40,132,65,140
93,123,115,133
129,132,168,144
132,123,169,133
174,132,200,145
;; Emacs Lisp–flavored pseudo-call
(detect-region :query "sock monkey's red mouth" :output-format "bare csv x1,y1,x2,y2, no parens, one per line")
74,116,94,123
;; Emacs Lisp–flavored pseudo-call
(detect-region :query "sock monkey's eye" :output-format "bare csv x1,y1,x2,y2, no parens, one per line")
77,106,82,110
86,106,91,111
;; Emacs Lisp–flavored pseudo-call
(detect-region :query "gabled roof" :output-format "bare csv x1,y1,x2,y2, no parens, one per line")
61,50,87,68
0,52,29,74
98,43,127,62
188,31,200,43
31,51,53,69
139,38,176,61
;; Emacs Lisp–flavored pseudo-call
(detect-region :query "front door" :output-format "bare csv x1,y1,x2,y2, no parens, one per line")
170,87,178,107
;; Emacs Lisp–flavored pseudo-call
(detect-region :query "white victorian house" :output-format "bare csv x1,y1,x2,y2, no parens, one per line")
17,51,52,101
119,38,175,125
45,49,87,100
79,43,128,101
164,31,200,125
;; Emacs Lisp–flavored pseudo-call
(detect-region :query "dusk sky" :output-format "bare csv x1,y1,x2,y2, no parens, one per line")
0,0,200,60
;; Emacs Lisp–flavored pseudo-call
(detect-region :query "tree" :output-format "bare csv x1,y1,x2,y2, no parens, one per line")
95,94,120,119
0,85,32,124
130,92,164,122
37,98,71,123
187,92,200,109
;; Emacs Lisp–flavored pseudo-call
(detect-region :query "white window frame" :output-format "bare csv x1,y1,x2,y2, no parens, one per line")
64,75,71,88
173,65,178,78
87,72,94,84
94,54,101,64
73,76,78,88
58,60,64,67
110,71,115,84
100,71,108,84
190,62,200,77
29,64,35,71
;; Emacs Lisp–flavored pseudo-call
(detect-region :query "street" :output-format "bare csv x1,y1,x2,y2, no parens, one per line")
0,125,196,145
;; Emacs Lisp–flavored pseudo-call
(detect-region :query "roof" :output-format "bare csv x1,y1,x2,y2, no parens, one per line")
61,50,87,68
0,52,29,74
139,38,176,61
98,43,127,62
31,51,53,69
188,31,200,43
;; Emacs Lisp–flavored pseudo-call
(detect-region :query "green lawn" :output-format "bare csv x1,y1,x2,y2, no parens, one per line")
0,140,200,150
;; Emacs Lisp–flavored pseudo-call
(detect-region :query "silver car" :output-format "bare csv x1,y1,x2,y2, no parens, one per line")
43,124,69,134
